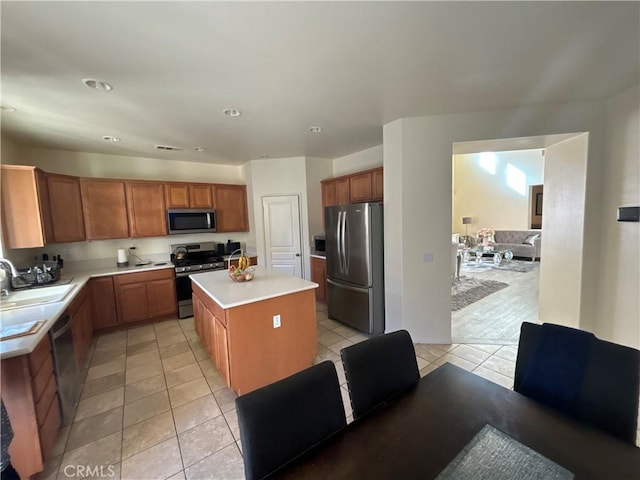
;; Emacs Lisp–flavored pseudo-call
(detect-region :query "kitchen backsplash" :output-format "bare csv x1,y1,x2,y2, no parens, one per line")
5,232,253,269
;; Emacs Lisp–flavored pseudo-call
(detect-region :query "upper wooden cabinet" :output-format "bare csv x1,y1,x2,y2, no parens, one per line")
349,171,374,203
0,166,52,249
372,168,384,200
126,181,167,238
165,183,214,209
320,177,350,208
47,174,85,243
214,184,249,232
80,178,129,240
321,167,383,221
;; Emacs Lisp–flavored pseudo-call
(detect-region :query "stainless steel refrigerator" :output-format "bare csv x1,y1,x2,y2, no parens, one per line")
326,202,384,335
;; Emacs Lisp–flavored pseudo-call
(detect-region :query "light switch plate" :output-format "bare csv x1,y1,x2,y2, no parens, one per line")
273,314,281,328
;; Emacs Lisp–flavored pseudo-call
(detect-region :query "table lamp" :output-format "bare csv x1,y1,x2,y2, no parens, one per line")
462,216,472,237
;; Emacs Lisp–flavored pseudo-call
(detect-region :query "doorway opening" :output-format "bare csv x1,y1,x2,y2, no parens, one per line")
451,133,588,344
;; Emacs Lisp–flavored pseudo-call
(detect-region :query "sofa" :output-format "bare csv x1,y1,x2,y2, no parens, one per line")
480,230,542,260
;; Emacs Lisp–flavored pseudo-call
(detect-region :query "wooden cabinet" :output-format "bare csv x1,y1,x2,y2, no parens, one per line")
47,174,85,243
165,183,214,209
336,177,350,205
80,178,129,240
192,282,315,395
347,167,383,203
310,256,327,302
1,335,60,479
0,166,53,248
349,171,373,203
321,180,337,208
372,168,384,200
148,276,179,318
89,277,119,329
320,167,383,226
214,184,249,232
126,181,167,237
321,177,351,208
114,269,176,324
214,316,230,386
69,285,93,368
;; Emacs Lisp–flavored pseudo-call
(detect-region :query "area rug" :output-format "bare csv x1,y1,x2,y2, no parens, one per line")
462,259,538,274
452,276,509,311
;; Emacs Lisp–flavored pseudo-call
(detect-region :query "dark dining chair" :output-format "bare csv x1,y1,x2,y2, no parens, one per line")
235,361,346,480
514,321,640,444
340,329,420,419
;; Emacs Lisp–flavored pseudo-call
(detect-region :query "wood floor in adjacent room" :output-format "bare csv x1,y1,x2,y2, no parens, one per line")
452,259,541,345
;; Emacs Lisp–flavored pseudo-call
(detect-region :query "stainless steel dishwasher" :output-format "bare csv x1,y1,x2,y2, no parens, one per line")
50,312,81,426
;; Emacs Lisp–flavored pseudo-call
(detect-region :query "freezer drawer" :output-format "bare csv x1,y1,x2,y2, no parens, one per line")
327,279,383,335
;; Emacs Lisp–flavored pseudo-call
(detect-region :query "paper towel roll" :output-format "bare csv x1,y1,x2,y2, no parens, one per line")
117,248,129,267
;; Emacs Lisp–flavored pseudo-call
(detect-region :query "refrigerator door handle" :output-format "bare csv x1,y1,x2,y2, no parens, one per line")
336,211,343,274
340,210,347,274
327,278,369,294
343,210,347,274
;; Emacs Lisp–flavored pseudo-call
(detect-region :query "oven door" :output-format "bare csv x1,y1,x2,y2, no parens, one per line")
175,273,194,318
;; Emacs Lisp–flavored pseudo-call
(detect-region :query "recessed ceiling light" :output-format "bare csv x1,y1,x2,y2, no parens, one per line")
223,108,241,117
193,147,206,152
309,126,323,133
102,136,121,142
0,105,17,112
83,78,113,91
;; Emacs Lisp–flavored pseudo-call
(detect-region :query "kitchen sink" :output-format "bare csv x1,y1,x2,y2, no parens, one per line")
0,284,76,311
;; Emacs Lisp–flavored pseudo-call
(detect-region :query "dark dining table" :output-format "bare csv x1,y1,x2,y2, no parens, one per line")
272,363,640,479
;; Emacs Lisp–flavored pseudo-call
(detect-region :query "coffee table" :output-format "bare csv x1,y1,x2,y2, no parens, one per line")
463,246,513,265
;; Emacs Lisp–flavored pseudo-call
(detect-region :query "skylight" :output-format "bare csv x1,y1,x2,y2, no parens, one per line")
479,152,497,175
506,163,526,196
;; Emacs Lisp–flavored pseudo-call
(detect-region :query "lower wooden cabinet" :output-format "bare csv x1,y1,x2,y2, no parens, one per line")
310,256,327,302
1,335,61,479
68,285,93,369
193,284,230,387
89,277,119,329
114,269,177,324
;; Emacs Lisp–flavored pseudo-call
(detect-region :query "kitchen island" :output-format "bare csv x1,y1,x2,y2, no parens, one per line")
190,267,318,395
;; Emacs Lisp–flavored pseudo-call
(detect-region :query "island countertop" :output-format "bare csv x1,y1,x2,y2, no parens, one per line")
189,267,318,309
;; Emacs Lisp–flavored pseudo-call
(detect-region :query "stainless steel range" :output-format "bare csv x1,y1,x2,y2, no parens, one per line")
170,242,225,318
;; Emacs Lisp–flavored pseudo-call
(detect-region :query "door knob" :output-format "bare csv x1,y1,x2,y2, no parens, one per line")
295,253,300,257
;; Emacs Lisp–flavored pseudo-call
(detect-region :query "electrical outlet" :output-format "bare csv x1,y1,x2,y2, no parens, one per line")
273,314,281,328
423,252,434,263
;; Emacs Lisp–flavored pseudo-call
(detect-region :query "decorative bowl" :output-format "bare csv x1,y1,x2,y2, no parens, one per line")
228,267,255,282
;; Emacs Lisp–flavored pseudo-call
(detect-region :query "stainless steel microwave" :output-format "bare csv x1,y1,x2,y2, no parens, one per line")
167,209,216,235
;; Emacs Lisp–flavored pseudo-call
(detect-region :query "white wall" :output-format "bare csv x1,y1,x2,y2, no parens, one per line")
597,85,640,348
246,157,312,279
453,150,544,234
384,100,609,344
8,147,242,183
305,157,333,238
332,144,382,176
538,134,589,330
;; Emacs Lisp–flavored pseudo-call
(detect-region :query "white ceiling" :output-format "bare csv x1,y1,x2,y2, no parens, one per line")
1,2,638,166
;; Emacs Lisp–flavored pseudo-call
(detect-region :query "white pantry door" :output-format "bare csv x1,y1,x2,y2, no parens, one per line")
262,195,303,277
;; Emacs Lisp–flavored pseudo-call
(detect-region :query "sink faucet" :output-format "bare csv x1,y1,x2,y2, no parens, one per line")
0,258,28,289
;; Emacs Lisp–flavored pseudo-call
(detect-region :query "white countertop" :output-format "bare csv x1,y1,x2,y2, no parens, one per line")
190,267,318,309
310,252,326,259
0,261,175,360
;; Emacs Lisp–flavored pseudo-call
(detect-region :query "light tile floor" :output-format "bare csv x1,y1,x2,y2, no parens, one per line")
37,302,638,480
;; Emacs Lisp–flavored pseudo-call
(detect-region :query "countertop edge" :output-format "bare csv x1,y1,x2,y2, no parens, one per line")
190,269,318,309
0,263,175,360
